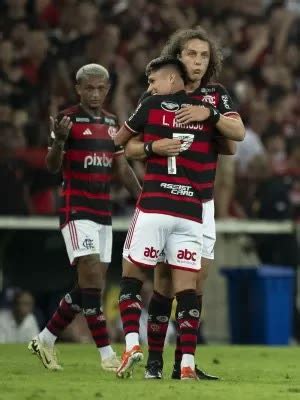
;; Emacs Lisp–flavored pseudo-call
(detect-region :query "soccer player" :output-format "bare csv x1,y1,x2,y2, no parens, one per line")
28,64,141,372
114,56,244,380
136,27,244,380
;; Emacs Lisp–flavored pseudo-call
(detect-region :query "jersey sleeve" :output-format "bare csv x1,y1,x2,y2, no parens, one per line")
112,119,125,156
124,98,151,135
216,85,239,117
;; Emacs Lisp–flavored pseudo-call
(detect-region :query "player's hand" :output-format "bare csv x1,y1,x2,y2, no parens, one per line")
152,138,182,156
175,105,210,124
50,115,72,143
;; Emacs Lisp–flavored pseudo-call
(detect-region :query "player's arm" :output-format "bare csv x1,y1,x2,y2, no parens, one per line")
214,113,245,142
113,154,142,199
46,115,72,173
125,134,181,160
176,106,245,141
213,137,237,155
176,86,245,142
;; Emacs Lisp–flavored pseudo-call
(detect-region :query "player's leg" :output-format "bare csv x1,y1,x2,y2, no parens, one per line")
167,218,203,380
172,268,199,380
117,209,168,378
77,222,119,372
145,263,173,379
28,220,87,370
117,258,146,378
172,199,219,379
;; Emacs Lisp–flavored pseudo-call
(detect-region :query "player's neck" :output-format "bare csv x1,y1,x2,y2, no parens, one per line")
185,80,201,93
171,82,185,93
80,103,102,118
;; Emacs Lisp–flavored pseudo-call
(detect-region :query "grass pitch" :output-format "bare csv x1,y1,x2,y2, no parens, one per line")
0,344,299,400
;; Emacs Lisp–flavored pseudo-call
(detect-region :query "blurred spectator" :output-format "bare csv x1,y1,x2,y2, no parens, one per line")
0,0,299,217
0,290,39,343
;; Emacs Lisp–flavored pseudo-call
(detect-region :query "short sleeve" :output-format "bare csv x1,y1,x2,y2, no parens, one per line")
124,98,150,135
217,85,239,117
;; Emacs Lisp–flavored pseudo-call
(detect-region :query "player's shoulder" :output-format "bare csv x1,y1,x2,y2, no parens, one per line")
102,109,119,125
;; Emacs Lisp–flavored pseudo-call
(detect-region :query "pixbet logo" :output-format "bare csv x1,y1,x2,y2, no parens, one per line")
177,249,197,261
84,153,112,168
144,246,160,258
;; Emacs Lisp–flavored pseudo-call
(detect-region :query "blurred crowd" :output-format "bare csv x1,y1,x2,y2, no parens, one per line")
0,0,299,220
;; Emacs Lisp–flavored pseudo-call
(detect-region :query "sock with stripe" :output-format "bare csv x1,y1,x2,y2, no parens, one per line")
147,291,173,365
81,288,114,360
174,294,202,369
119,277,143,351
176,290,200,370
39,287,82,347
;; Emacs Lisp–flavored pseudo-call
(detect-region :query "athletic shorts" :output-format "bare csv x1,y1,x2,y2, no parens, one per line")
61,220,112,265
155,199,215,262
123,209,203,272
201,199,216,260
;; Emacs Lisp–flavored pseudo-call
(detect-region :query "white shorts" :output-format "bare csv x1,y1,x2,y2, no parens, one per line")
152,199,215,263
61,220,112,265
201,199,216,260
123,209,203,272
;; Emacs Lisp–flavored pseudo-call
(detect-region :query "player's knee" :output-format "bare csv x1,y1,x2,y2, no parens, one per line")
196,262,210,294
122,258,146,281
78,254,102,288
154,263,173,297
81,288,102,316
119,277,143,303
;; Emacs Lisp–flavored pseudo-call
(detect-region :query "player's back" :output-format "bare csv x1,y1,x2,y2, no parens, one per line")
127,91,218,223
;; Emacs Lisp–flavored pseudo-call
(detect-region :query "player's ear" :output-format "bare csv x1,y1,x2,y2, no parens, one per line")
169,73,176,84
75,84,81,96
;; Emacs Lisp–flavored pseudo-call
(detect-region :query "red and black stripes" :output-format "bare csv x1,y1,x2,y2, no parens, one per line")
54,104,120,227
46,288,82,336
176,290,200,356
119,277,143,336
147,292,173,357
82,288,110,348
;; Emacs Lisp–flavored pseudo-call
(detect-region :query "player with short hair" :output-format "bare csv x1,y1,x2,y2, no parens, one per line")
28,63,141,373
141,27,244,380
114,55,243,380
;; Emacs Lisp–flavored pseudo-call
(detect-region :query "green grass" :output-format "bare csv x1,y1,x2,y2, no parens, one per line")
0,344,300,400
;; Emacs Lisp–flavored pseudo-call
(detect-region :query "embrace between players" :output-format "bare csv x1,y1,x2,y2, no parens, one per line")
28,27,245,381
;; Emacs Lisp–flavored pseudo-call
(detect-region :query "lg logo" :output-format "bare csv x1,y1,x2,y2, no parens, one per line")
84,153,112,168
177,249,197,261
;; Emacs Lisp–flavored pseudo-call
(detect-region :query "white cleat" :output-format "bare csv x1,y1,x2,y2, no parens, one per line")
116,345,143,378
101,352,121,372
28,336,63,371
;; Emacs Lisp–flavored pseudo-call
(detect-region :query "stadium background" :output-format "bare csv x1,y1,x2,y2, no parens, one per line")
0,0,299,344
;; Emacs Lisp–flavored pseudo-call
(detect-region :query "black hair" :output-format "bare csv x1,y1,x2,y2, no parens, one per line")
145,56,188,84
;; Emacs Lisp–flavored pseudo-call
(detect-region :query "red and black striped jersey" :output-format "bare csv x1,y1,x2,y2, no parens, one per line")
138,83,239,202
189,83,238,118
125,90,221,223
50,104,123,227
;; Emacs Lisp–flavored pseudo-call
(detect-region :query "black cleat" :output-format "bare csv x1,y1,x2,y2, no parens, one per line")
145,360,163,379
171,364,220,380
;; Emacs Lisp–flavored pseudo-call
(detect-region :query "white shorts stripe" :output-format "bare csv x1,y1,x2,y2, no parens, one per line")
71,221,79,250
68,222,76,250
125,209,139,249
